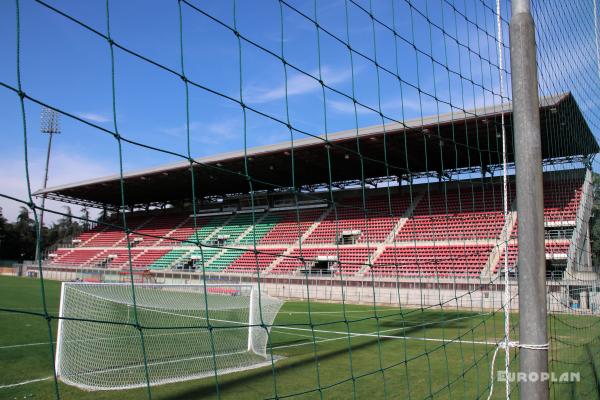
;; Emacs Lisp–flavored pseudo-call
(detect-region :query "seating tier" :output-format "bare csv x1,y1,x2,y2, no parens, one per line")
369,245,494,277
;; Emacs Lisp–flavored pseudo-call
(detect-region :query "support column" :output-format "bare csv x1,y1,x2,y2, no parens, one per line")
510,1,549,399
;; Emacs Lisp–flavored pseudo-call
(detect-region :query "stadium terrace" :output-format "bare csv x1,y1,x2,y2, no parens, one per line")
34,92,599,295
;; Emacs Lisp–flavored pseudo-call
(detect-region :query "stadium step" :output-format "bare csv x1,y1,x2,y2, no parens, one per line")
567,169,594,275
358,243,387,276
484,208,517,278
204,247,225,267
263,247,296,274
155,216,194,246
298,207,332,243
112,217,155,247
83,249,109,267
80,225,109,247
202,213,237,243
165,249,192,269
205,248,245,272
234,211,272,244
385,191,424,243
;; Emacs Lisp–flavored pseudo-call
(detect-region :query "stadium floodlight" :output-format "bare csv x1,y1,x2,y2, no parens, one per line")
41,106,61,135
35,107,61,261
55,283,284,390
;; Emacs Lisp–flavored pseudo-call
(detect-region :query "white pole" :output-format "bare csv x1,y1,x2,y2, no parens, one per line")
247,286,256,352
54,282,67,378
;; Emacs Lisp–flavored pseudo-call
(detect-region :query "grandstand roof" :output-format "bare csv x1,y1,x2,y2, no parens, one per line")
35,92,598,209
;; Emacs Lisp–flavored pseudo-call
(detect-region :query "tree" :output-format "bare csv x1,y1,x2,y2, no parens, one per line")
81,207,90,231
8,207,36,260
98,207,110,223
0,214,12,258
16,206,32,228
0,205,89,261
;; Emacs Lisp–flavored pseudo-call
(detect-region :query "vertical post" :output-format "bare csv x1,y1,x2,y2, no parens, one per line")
35,130,54,263
36,107,61,262
247,285,255,352
509,1,548,399
55,282,66,378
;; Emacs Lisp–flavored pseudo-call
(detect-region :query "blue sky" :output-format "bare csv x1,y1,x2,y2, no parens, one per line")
1,0,596,222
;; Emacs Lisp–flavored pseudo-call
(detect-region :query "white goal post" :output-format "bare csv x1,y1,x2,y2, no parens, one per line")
55,282,284,391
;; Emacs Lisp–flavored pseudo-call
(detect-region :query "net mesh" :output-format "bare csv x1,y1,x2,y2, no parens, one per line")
532,1,600,399
0,0,599,399
55,283,282,390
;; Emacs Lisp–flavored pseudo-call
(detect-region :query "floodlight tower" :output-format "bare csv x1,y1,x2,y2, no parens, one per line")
36,107,61,261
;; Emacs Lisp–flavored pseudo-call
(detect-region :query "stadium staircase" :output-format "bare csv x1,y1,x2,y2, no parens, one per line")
260,206,331,274
154,216,193,246
199,213,237,244
298,207,332,242
385,192,424,243
79,225,108,247
234,211,272,245
148,248,191,270
567,169,594,277
359,243,387,276
481,207,518,278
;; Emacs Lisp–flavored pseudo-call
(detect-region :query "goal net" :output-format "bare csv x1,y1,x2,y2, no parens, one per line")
55,283,283,390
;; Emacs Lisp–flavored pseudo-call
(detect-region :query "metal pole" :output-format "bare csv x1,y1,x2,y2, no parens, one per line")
35,130,54,262
39,131,54,227
509,1,548,399
36,107,60,262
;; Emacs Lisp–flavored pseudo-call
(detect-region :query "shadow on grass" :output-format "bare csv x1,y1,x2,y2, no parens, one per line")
163,314,477,400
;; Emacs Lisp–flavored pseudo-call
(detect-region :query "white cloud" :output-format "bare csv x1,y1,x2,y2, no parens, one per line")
77,113,111,123
0,150,112,223
159,119,241,146
328,99,370,115
245,66,352,104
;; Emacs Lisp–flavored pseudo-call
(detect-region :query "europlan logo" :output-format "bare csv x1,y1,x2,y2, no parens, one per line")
497,371,581,383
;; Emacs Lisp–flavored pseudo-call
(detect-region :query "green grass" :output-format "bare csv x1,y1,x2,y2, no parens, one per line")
1,275,599,399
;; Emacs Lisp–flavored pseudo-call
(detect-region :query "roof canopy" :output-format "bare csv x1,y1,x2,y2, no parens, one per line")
35,93,598,209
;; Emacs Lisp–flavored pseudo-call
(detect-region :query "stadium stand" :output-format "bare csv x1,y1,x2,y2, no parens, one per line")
494,241,571,274
149,248,190,270
396,185,510,241
163,214,231,246
272,247,375,275
80,216,150,247
217,213,266,244
44,168,588,279
305,196,410,244
205,248,245,272
132,249,171,268
35,89,597,288
127,215,188,246
369,244,495,277
50,249,105,266
258,208,327,244
225,249,286,274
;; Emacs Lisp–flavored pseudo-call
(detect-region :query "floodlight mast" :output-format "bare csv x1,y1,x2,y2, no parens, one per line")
35,107,61,262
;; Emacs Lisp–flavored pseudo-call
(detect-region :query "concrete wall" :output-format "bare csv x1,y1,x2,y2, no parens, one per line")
34,265,594,313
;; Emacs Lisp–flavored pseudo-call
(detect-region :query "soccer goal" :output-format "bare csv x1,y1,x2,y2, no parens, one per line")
55,283,284,390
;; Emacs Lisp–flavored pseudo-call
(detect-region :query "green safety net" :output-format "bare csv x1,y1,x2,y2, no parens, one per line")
1,0,600,399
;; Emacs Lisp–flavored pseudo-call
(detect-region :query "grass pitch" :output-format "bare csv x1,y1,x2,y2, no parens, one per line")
1,275,599,399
